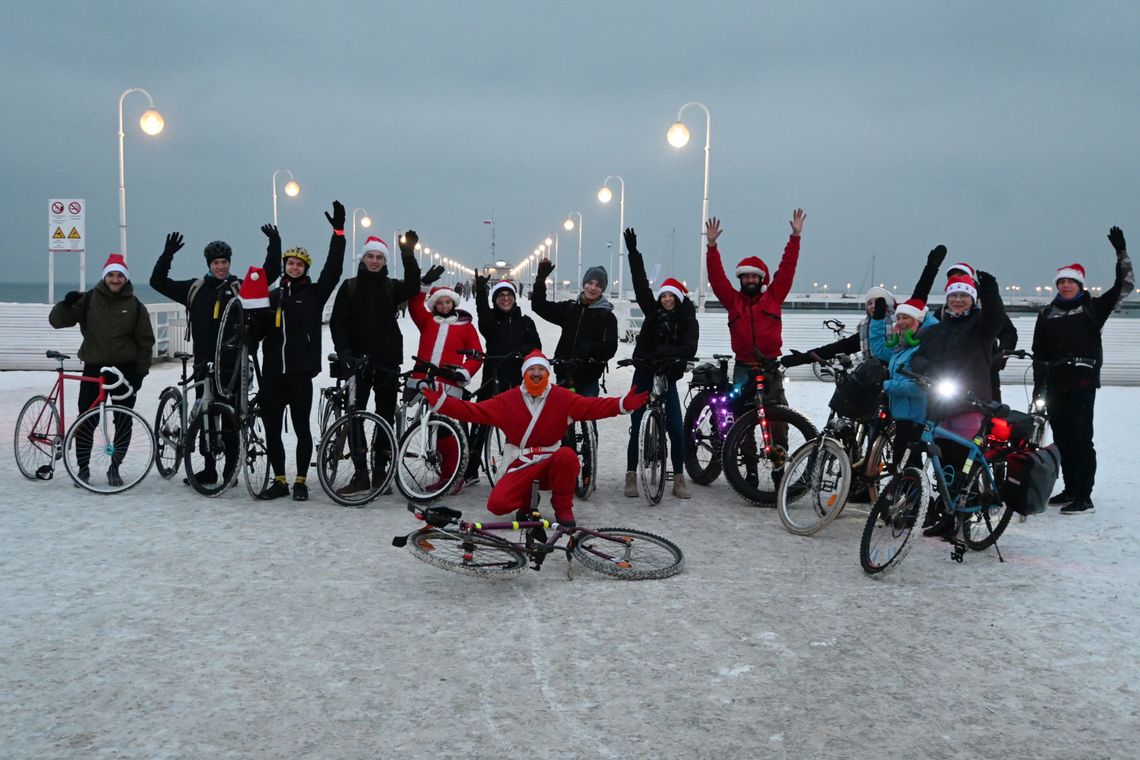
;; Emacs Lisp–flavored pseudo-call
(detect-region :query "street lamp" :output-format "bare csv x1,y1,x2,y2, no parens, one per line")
564,211,583,289
351,208,371,267
667,101,711,308
545,233,558,298
118,87,165,261
271,168,300,227
598,175,625,297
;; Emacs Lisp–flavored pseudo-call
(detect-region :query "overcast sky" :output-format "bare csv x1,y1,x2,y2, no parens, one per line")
4,1,1139,299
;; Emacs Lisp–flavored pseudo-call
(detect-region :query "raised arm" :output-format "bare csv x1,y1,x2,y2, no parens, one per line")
974,270,1007,344
911,245,947,303
260,225,282,286
1091,226,1134,327
315,202,347,304
624,228,657,315
704,217,736,305
529,258,565,325
474,274,493,337
149,232,193,305
765,209,806,305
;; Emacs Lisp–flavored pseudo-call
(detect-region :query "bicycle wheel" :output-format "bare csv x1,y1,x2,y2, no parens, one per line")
573,420,598,500
317,388,341,436
863,426,896,504
406,528,528,577
683,389,725,485
637,409,668,506
812,362,836,383
395,414,468,503
214,298,245,399
241,410,272,500
63,403,156,494
777,437,853,536
961,453,1014,551
721,405,819,507
318,412,396,506
183,402,240,497
571,528,685,580
15,395,60,480
859,466,930,576
153,386,184,478
481,425,508,487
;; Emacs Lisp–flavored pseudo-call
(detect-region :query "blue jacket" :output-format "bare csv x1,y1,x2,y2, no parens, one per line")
869,312,939,423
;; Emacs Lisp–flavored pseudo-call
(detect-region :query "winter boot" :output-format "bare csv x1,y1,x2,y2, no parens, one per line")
673,471,691,499
292,478,309,502
261,477,290,500
624,471,639,497
336,470,371,497
107,464,124,488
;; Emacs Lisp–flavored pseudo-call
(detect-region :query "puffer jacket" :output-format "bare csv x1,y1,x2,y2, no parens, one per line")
628,248,699,380
475,280,541,389
869,312,940,423
49,279,155,377
329,251,421,369
530,276,618,384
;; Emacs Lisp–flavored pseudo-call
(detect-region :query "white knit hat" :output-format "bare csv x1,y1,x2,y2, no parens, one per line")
491,280,516,298
864,286,896,308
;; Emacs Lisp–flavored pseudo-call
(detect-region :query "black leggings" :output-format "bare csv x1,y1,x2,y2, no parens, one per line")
261,373,314,479
75,363,142,468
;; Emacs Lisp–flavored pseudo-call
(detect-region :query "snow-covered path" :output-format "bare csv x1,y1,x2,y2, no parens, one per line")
2,305,1138,758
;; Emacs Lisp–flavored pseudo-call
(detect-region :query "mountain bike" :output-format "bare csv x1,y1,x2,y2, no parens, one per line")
617,356,689,505
682,354,734,485
392,483,683,581
550,357,604,501
860,367,1018,576
393,356,470,503
811,318,847,382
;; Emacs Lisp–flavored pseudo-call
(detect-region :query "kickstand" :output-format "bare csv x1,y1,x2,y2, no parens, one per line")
993,540,1004,563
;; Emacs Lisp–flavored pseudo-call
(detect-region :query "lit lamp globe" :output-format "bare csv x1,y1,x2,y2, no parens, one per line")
544,237,553,247
666,121,690,148
139,108,165,135
597,186,613,204
563,218,575,231
284,180,300,197
360,216,371,228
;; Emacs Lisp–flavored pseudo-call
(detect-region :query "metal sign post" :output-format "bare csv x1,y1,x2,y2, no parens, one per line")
48,198,85,304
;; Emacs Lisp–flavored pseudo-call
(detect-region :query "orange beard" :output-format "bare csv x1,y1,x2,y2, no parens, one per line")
523,374,549,397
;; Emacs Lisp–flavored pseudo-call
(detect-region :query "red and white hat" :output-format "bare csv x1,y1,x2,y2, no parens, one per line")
735,256,770,292
1055,262,1086,287
426,285,461,310
102,253,130,281
239,266,270,309
656,277,688,302
895,298,928,322
946,261,976,280
864,286,896,308
491,280,516,298
361,236,389,258
520,349,551,375
945,274,977,301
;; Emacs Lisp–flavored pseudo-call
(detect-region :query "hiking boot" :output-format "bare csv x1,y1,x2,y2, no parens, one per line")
673,472,691,499
1060,498,1095,515
336,471,371,497
624,471,639,497
292,482,309,502
260,480,290,500
107,464,123,487
1048,490,1076,507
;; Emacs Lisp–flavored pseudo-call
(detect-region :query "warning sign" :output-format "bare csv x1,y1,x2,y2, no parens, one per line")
49,197,85,252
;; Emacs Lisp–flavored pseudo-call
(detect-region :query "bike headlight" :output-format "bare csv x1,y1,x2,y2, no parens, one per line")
935,379,958,398
1033,397,1046,411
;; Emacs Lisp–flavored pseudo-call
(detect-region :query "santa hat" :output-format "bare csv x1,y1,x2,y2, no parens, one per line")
735,256,770,292
102,253,130,281
864,286,896,308
1055,263,1086,287
946,261,976,280
491,280,516,299
520,350,552,375
945,274,977,301
239,266,270,309
656,277,688,302
426,285,461,310
360,236,389,258
895,298,928,322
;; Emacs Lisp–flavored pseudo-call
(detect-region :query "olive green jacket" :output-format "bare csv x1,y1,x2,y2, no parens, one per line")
49,280,155,376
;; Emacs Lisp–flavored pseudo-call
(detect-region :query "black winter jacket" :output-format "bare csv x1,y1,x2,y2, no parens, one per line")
530,276,618,384
329,252,421,369
475,280,541,389
628,249,698,380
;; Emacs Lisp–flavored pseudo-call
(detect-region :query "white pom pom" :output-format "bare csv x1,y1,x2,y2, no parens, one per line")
250,272,259,281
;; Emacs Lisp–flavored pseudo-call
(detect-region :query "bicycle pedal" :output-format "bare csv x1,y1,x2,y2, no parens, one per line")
35,465,54,480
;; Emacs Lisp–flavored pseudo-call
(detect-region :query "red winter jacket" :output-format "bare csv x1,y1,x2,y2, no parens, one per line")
706,235,800,363
408,291,483,390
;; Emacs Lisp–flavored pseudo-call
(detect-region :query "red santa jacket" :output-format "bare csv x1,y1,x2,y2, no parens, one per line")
427,383,636,473
408,290,483,390
706,235,800,363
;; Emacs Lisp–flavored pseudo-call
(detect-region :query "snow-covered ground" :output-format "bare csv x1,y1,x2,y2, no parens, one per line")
2,301,1138,759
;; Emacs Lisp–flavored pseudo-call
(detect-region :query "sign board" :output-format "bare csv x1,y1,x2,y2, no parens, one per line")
49,198,85,252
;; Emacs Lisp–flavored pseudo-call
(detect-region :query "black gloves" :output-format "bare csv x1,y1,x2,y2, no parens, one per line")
976,270,997,288
779,349,812,368
260,224,280,244
400,230,419,258
63,290,82,307
325,200,346,230
422,264,445,285
163,232,184,258
928,244,947,266
475,273,489,292
872,297,888,320
536,259,555,281
1108,226,1126,253
623,228,638,255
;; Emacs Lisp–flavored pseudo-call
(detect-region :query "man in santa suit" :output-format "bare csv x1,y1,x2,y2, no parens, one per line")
421,350,648,525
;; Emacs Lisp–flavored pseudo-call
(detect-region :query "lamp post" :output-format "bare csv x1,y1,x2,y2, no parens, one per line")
598,175,625,298
118,87,165,261
271,168,300,227
667,101,711,309
350,208,371,267
564,211,583,290
545,233,558,298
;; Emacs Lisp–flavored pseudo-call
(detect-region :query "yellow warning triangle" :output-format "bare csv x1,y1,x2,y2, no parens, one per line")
52,227,65,239
68,227,81,239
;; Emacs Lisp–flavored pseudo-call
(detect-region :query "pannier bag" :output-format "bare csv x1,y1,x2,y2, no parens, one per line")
690,362,726,388
989,410,1037,445
828,361,888,420
1001,444,1061,516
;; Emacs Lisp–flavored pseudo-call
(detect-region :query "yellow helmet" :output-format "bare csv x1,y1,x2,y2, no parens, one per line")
283,246,311,269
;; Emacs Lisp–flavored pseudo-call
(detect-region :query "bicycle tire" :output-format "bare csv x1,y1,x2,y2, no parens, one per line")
63,403,156,494
682,389,725,485
395,414,468,503
183,402,240,497
863,427,896,504
15,395,60,480
812,362,836,383
317,411,397,506
406,528,528,578
153,386,184,478
481,425,508,487
721,405,819,507
859,465,930,576
961,453,1014,551
777,437,853,536
571,528,685,580
214,298,245,399
573,420,598,500
317,388,342,436
241,409,272,500
637,408,668,506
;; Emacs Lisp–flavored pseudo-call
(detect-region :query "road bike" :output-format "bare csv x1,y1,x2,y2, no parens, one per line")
15,350,155,493
617,356,690,505
682,354,734,486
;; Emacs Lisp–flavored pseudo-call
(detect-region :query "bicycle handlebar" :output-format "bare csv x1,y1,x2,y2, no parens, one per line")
99,366,135,401
896,367,1010,419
